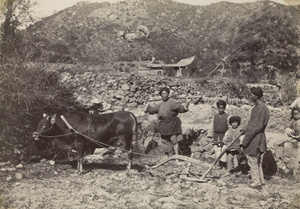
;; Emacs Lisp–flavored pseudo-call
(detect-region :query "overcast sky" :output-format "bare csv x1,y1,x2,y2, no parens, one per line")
32,0,289,18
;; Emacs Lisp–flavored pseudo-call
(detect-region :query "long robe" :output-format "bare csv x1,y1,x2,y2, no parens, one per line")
242,103,270,156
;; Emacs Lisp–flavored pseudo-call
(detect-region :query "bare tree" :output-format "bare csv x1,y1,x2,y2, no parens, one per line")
0,0,36,62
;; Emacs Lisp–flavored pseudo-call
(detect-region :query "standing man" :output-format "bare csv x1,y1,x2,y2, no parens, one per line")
145,87,189,158
241,87,270,189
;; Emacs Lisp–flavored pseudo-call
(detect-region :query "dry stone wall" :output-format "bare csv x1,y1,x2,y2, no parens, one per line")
59,71,281,111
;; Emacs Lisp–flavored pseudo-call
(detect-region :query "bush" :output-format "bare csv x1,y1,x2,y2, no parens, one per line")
226,78,247,99
281,76,297,105
0,58,76,161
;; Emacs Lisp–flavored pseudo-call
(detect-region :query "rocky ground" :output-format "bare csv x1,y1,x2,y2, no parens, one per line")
1,103,300,209
1,151,300,209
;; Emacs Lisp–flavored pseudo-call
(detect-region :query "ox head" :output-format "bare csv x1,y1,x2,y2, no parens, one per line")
32,113,57,140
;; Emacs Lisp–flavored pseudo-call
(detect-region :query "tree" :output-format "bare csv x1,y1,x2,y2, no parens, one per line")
231,3,300,74
0,0,76,161
0,0,36,62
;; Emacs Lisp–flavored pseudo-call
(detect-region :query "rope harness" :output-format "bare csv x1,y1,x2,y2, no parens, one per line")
39,132,75,138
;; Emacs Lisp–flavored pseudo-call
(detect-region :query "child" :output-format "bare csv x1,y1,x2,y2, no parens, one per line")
284,107,300,176
223,116,243,171
286,107,300,139
207,100,229,168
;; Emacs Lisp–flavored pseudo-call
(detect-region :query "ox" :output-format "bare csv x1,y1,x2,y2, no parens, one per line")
33,110,138,173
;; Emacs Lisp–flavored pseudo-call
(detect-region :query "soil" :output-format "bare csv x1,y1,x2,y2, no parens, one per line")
1,104,300,209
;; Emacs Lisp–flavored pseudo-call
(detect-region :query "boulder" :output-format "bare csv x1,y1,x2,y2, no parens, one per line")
117,30,125,37
273,140,299,177
137,25,150,35
121,83,130,91
125,33,137,42
107,79,117,84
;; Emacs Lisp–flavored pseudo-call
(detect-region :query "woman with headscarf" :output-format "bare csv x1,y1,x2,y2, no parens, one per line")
145,87,189,158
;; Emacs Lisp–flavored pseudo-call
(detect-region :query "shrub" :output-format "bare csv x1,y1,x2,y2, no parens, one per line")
0,58,76,161
281,76,297,105
226,78,247,99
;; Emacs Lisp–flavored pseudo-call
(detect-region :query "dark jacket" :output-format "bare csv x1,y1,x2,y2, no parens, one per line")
145,98,188,135
207,112,229,143
242,103,270,156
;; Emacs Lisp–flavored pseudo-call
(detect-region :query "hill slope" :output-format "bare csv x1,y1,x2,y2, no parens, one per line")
25,0,300,75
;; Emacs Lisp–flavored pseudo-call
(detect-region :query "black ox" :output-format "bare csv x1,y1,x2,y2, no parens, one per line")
33,110,138,173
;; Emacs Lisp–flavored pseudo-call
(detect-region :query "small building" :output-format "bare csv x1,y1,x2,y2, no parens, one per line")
137,56,196,77
165,56,196,77
137,67,164,76
137,58,165,76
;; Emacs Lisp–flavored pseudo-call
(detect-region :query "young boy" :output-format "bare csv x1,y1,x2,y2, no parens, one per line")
223,116,243,171
207,100,229,168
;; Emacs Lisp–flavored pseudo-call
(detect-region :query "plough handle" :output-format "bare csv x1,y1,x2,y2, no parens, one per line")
201,133,243,179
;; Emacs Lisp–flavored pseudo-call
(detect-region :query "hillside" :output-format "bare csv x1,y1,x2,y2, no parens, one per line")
25,0,300,76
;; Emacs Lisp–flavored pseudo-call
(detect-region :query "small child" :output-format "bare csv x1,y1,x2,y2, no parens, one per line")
207,100,229,168
285,107,300,175
223,116,243,171
286,107,300,139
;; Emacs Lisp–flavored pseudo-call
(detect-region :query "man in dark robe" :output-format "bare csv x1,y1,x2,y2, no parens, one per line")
241,87,270,189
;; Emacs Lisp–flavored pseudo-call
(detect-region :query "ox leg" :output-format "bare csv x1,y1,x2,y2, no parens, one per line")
78,158,83,174
74,138,84,174
77,153,83,174
122,134,133,170
127,151,133,170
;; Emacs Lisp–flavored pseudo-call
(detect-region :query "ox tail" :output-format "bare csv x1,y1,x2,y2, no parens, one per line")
128,112,138,169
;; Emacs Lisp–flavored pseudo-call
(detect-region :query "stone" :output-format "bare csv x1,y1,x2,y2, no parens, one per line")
16,164,24,169
107,79,116,84
40,158,47,163
117,30,125,37
121,83,130,91
0,161,10,166
134,203,152,209
6,175,12,181
137,25,150,35
125,33,137,42
49,160,55,166
15,173,23,180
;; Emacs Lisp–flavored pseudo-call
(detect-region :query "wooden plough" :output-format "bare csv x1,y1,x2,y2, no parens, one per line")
147,133,243,183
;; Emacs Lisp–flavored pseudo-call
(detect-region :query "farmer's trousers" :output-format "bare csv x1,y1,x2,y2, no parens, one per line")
246,153,265,185
161,134,183,154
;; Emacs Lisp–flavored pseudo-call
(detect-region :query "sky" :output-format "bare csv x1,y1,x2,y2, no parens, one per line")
32,0,291,19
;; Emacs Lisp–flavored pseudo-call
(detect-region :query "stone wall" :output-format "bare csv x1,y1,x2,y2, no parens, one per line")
59,71,281,110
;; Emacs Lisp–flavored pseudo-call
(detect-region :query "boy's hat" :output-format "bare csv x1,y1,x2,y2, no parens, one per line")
216,100,226,108
229,116,241,126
